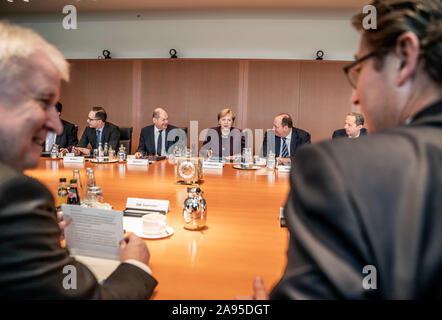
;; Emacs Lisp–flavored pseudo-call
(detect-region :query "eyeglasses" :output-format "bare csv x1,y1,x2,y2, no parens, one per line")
343,51,378,89
87,117,99,121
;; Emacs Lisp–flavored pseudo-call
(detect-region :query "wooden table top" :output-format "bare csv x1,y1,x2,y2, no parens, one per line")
26,157,290,300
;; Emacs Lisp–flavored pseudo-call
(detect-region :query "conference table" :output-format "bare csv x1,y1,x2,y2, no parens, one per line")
27,157,290,299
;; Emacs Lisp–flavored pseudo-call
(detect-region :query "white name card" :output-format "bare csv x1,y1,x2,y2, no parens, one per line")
203,160,224,169
63,156,84,163
277,165,291,173
66,153,75,157
124,197,169,216
127,158,149,166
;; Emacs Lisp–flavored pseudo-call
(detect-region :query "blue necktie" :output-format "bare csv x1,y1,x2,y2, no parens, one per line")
280,137,289,158
157,130,163,156
96,130,101,146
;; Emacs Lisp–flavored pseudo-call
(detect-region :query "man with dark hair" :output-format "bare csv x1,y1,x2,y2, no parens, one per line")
261,113,311,161
43,101,78,154
0,21,157,299
332,112,368,139
73,106,120,155
244,0,442,299
135,107,181,158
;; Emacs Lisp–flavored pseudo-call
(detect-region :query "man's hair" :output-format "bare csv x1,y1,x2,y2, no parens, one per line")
352,0,442,84
279,113,293,128
217,108,236,123
152,107,166,119
0,21,69,99
347,112,365,126
55,101,62,113
92,106,107,122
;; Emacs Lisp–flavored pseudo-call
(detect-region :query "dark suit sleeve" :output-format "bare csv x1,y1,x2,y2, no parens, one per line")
66,124,78,150
136,129,147,154
109,124,120,151
332,130,338,139
77,128,90,148
270,144,370,299
302,131,311,145
0,173,157,299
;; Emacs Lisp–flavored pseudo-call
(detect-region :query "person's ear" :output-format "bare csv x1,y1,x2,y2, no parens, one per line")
394,31,420,87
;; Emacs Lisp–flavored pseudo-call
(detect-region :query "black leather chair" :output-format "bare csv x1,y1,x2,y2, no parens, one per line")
119,126,133,154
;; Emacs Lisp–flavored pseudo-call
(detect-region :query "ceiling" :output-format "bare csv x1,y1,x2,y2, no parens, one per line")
1,0,369,14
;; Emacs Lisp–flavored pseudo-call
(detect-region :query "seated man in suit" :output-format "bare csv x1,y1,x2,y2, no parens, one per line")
72,106,120,156
332,112,368,139
261,113,311,163
0,21,157,299
43,101,78,155
135,107,181,158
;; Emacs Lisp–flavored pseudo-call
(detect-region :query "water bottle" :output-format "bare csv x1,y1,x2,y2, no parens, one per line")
98,142,104,158
117,144,127,162
267,151,276,169
104,142,109,157
50,144,59,159
72,169,83,197
86,168,96,188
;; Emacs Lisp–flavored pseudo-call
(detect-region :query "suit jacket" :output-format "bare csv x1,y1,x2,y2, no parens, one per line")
0,163,157,299
77,122,120,151
261,127,311,158
202,126,245,157
270,100,442,299
56,119,78,151
332,128,367,139
136,124,181,156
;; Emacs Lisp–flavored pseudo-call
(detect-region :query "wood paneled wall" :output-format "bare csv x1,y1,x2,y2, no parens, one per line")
60,58,355,154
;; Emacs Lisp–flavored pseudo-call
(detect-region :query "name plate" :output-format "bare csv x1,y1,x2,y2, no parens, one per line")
63,156,84,163
277,165,291,173
124,197,169,217
66,153,75,157
127,158,149,166
203,160,224,169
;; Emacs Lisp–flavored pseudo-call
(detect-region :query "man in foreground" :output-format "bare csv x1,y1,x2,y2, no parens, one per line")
246,0,442,299
0,21,157,299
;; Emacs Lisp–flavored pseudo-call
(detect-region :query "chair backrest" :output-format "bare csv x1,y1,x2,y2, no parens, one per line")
119,126,133,154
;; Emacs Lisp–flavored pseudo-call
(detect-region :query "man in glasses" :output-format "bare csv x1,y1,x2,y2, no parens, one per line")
244,0,442,299
72,106,120,156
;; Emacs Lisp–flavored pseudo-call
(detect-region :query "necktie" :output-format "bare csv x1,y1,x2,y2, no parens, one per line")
280,137,289,158
157,130,163,156
96,130,101,146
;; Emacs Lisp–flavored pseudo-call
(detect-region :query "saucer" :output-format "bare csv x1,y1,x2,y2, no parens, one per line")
135,226,174,239
233,165,261,170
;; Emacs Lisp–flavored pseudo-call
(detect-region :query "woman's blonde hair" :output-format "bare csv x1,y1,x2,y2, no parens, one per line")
217,108,236,123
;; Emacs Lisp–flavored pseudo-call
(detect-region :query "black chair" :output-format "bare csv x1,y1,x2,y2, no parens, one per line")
119,126,133,154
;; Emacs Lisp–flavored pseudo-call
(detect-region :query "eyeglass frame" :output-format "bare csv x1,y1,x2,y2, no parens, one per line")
343,51,380,89
87,117,100,121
